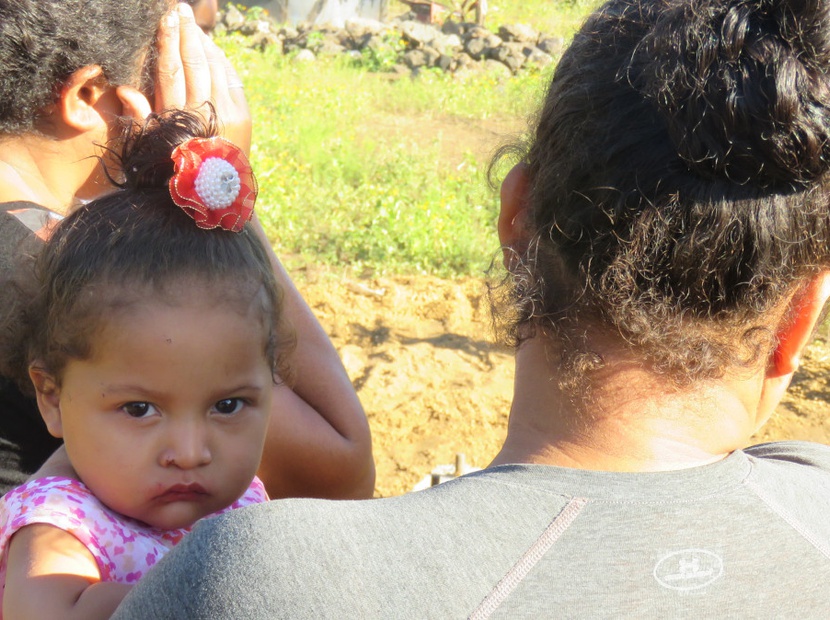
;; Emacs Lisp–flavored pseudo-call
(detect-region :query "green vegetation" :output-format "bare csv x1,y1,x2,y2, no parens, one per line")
218,1,598,276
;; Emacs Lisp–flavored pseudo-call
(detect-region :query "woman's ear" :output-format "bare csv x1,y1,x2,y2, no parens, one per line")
770,272,830,378
498,163,531,269
56,65,115,133
28,365,64,438
755,272,830,429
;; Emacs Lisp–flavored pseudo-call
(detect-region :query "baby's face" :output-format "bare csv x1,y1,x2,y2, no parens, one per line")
48,289,273,530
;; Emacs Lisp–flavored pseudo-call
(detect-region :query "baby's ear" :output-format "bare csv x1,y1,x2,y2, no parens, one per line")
28,365,64,438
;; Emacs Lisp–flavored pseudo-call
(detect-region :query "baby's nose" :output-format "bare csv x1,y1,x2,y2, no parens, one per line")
159,422,212,469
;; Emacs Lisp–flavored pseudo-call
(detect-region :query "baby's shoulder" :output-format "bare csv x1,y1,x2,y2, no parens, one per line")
1,476,100,532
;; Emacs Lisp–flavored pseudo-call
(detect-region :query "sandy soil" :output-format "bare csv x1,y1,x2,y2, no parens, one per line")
298,273,830,497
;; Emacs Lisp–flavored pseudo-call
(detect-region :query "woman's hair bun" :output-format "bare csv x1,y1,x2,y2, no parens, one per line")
636,0,830,186
114,108,218,191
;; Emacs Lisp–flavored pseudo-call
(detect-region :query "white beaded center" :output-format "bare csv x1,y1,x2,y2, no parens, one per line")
194,157,241,210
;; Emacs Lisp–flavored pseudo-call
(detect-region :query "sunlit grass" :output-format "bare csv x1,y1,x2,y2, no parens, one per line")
216,0,599,275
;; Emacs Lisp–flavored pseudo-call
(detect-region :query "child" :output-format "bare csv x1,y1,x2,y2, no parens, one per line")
0,109,293,619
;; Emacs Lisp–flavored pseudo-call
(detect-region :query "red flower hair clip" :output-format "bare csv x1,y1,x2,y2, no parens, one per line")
169,137,257,232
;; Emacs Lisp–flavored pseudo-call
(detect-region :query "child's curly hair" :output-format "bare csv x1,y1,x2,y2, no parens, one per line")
0,110,294,392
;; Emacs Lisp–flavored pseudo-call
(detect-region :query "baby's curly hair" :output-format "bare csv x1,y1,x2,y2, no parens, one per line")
493,0,830,392
0,110,294,393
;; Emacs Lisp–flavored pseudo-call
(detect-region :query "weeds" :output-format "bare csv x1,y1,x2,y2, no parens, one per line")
216,1,593,276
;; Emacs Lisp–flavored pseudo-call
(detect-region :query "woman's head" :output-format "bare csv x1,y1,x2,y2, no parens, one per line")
0,0,168,135
497,0,830,391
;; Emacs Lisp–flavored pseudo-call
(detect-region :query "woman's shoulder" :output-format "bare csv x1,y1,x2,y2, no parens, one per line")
0,201,57,275
0,201,58,247
744,440,830,470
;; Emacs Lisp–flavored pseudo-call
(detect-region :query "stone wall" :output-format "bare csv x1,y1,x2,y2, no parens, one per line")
218,5,564,76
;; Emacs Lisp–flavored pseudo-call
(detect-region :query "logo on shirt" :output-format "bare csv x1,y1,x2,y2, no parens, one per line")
653,549,723,591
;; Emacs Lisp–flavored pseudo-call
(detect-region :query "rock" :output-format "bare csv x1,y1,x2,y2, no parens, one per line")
463,26,494,41
489,43,525,73
537,36,565,56
498,23,539,43
453,52,476,71
364,34,388,52
464,36,488,60
219,7,559,78
441,20,465,37
423,46,442,68
403,49,428,70
436,53,454,72
279,26,299,40
240,18,270,37
524,47,553,68
399,20,440,46
317,39,346,57
292,48,316,63
463,28,502,60
483,58,513,77
250,30,281,52
345,17,387,39
223,4,245,32
430,33,462,55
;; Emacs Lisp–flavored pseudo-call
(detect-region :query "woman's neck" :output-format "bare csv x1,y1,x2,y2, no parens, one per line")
491,337,764,472
0,133,97,215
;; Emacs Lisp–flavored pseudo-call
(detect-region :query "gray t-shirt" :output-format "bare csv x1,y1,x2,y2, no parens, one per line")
113,441,830,618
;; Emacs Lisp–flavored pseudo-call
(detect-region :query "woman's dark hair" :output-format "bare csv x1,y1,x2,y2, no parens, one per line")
0,110,293,392
493,0,830,390
0,0,167,134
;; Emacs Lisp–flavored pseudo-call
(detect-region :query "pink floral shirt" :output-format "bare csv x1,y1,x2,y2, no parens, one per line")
0,476,267,607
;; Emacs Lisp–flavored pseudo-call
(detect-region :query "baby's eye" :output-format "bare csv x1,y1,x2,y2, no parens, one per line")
213,398,244,415
122,402,155,418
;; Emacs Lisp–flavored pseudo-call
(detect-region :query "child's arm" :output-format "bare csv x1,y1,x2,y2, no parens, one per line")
3,524,131,620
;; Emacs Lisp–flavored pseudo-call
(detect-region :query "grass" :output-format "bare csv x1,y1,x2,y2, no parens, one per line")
217,1,598,276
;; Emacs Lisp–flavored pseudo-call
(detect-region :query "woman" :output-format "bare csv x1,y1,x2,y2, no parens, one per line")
0,0,374,499
114,0,830,616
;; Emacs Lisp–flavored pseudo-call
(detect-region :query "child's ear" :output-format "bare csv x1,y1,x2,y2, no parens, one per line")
28,365,64,438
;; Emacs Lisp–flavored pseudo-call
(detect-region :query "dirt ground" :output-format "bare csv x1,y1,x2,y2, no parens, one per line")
298,273,830,498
